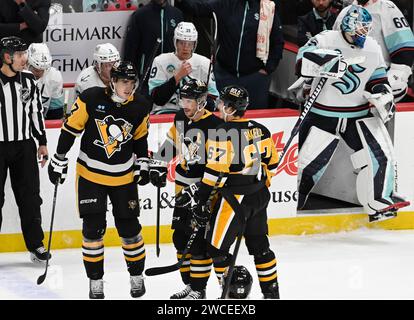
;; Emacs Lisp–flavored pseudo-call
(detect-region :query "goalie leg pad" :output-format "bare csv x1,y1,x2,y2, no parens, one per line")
298,126,340,209
353,117,409,214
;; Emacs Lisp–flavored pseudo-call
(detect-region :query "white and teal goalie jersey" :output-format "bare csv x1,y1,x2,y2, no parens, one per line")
297,30,388,118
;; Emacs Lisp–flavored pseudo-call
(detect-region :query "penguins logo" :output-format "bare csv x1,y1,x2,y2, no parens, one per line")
94,115,133,158
179,132,202,165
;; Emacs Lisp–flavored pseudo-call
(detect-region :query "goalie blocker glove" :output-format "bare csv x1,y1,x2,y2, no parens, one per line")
134,157,150,185
149,159,168,188
48,154,68,184
364,84,395,123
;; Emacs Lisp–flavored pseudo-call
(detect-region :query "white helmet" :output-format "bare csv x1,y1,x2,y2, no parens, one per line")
93,43,120,65
27,43,52,70
174,22,198,51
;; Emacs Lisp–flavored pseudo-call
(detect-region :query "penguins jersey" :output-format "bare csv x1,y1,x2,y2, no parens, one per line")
201,119,279,191
148,52,219,111
156,109,223,188
297,30,389,118
36,67,64,113
74,66,106,97
334,0,414,66
58,87,151,186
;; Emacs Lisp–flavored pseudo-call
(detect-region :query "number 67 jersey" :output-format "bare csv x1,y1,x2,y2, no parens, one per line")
202,119,279,189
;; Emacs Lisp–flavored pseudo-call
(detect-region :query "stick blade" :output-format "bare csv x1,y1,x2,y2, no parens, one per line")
145,264,178,276
37,273,46,285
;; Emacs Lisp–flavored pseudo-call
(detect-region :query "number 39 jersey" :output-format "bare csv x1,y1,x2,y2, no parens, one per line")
202,119,279,189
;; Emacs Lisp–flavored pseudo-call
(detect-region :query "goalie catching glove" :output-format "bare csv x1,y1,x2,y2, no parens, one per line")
48,154,68,184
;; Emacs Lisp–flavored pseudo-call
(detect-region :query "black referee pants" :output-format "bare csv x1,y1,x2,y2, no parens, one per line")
0,139,44,251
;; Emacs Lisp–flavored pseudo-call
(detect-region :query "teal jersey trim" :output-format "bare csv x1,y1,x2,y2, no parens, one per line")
385,29,414,53
311,107,370,118
49,96,64,110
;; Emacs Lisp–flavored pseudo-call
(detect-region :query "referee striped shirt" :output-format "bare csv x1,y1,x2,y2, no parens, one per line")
0,70,46,145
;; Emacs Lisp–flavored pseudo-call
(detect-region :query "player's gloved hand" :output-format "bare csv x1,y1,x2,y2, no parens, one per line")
364,84,395,123
48,153,68,185
149,159,168,188
134,157,150,185
175,182,200,209
191,204,210,229
387,63,412,102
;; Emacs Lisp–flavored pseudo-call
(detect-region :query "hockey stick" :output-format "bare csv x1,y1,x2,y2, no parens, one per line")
279,76,328,163
206,12,218,87
156,186,161,257
155,125,162,257
145,226,199,276
37,180,59,285
145,173,224,276
220,219,247,299
137,38,162,93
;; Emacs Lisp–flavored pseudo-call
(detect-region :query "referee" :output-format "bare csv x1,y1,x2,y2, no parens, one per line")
0,36,50,264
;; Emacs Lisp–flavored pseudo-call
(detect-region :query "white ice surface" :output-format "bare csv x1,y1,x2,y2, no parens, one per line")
1,228,414,300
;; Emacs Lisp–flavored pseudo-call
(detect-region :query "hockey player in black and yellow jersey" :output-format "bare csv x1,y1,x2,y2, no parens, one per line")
178,85,280,299
149,79,223,299
47,62,152,299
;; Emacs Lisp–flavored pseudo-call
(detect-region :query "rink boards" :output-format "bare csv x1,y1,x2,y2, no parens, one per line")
1,105,414,252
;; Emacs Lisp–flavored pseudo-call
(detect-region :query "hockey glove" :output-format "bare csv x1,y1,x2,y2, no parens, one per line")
364,84,395,123
191,205,210,229
48,153,68,185
134,157,150,186
149,159,168,188
387,63,412,102
175,182,200,209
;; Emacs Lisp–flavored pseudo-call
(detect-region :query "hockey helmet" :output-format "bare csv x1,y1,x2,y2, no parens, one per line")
227,266,253,299
341,5,372,48
174,22,198,51
0,36,27,61
110,61,138,103
110,61,138,81
28,43,52,70
179,79,208,100
219,85,249,111
93,43,120,65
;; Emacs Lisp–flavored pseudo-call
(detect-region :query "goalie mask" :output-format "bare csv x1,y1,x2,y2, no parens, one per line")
110,61,138,104
341,5,373,48
227,266,253,299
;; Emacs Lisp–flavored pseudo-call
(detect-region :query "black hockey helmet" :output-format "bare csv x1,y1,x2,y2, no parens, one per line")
110,61,138,81
219,85,249,111
227,265,253,299
179,79,208,100
0,36,27,61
